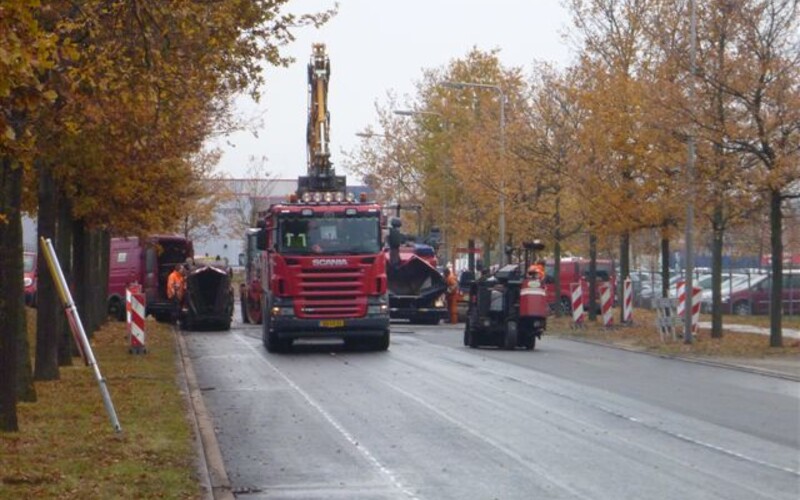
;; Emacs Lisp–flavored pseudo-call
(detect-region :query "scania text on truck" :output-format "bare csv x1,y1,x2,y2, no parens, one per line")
240,44,390,352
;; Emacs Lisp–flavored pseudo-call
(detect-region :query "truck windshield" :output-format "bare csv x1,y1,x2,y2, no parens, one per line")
278,214,381,255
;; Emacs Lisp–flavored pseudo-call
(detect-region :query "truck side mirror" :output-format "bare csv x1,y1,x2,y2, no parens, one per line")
238,253,245,266
256,228,267,251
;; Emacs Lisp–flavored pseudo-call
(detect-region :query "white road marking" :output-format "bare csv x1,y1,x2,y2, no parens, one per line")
236,334,420,500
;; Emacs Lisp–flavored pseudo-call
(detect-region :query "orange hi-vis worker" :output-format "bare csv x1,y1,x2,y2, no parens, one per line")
444,268,459,324
167,264,186,301
528,263,545,280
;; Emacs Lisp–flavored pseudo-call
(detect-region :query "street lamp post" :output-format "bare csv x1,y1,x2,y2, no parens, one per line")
441,81,507,267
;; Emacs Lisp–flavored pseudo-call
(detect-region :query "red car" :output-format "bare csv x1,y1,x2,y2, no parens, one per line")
23,251,37,307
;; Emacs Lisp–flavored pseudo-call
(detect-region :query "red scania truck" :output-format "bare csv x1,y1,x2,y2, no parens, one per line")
240,44,390,352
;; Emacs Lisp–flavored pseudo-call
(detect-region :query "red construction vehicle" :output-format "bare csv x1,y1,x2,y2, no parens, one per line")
463,241,548,350
240,44,390,352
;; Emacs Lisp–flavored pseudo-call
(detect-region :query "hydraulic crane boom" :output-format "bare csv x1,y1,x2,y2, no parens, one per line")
298,43,345,195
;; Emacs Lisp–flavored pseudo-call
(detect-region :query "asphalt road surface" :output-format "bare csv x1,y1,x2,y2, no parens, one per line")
183,311,799,500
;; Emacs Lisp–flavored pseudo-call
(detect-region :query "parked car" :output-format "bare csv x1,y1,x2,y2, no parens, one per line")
23,251,37,307
699,274,750,312
721,271,800,315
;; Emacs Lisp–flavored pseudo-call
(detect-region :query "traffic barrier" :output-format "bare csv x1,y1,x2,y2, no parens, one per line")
125,282,141,331
128,287,147,354
676,280,686,317
600,283,613,328
676,280,701,335
623,277,633,324
691,286,701,334
570,282,585,327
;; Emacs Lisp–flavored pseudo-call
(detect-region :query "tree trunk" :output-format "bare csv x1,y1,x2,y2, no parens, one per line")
619,232,630,323
72,220,91,338
660,229,670,299
710,204,724,339
769,189,783,348
56,194,75,365
553,238,562,318
0,157,23,431
588,234,598,321
98,231,110,326
34,163,60,380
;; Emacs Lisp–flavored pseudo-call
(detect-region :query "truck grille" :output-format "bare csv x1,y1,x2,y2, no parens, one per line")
297,267,365,318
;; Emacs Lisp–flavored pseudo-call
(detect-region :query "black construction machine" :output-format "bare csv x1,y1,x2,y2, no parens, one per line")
182,257,234,331
463,241,548,350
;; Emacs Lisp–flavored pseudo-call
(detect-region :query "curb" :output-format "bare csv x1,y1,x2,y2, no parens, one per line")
175,327,235,500
557,334,800,382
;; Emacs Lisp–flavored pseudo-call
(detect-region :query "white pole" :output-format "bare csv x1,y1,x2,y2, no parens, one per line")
40,237,122,433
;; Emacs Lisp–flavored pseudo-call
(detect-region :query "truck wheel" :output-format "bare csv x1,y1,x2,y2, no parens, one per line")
733,301,751,316
524,334,536,351
560,296,571,315
465,311,479,348
372,331,390,351
108,297,124,322
503,320,518,350
263,305,290,353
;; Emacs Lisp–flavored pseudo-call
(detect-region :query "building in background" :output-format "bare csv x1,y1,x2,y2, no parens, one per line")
193,178,372,267
20,179,373,268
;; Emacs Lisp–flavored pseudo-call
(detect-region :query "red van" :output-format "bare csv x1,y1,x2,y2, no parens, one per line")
544,257,616,313
108,235,194,321
23,251,37,307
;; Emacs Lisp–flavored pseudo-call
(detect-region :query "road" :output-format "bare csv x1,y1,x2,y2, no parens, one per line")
183,312,800,500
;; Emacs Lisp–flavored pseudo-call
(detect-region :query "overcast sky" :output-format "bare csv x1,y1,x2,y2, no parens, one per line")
209,0,575,180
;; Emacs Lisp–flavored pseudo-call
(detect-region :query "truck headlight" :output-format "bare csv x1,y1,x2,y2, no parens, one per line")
435,295,445,308
23,277,33,287
271,306,294,317
367,304,388,315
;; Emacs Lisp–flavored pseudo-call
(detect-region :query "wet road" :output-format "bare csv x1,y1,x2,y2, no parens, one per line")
183,313,799,500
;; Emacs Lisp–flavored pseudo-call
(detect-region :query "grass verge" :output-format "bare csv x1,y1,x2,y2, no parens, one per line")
0,309,200,499
547,308,800,358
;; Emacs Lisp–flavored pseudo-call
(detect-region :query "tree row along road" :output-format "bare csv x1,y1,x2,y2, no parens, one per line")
184,318,799,500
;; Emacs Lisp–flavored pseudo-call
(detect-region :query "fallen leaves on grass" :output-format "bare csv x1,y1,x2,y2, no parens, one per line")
0,311,200,499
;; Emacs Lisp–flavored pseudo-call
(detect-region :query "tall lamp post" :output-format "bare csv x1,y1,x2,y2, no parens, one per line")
393,109,451,266
441,81,507,267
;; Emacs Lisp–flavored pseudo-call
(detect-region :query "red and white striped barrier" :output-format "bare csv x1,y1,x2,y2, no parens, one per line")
126,282,142,328
676,281,702,335
570,282,585,326
676,280,686,317
600,283,613,327
623,277,633,324
128,287,146,354
690,286,701,334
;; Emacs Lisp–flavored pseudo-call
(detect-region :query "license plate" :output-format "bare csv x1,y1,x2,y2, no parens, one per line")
320,320,344,328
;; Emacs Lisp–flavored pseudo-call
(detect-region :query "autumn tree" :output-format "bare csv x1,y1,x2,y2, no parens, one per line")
0,0,59,431
2,0,336,430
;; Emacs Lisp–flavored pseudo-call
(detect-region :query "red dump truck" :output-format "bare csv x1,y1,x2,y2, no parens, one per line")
239,44,390,352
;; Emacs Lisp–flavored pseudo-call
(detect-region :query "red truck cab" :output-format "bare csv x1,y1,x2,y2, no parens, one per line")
243,196,390,352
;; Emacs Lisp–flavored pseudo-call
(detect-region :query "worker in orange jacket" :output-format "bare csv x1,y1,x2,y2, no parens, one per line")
167,264,186,323
444,268,459,324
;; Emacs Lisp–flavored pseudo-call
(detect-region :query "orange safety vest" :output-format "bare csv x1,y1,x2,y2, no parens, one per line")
167,271,185,300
